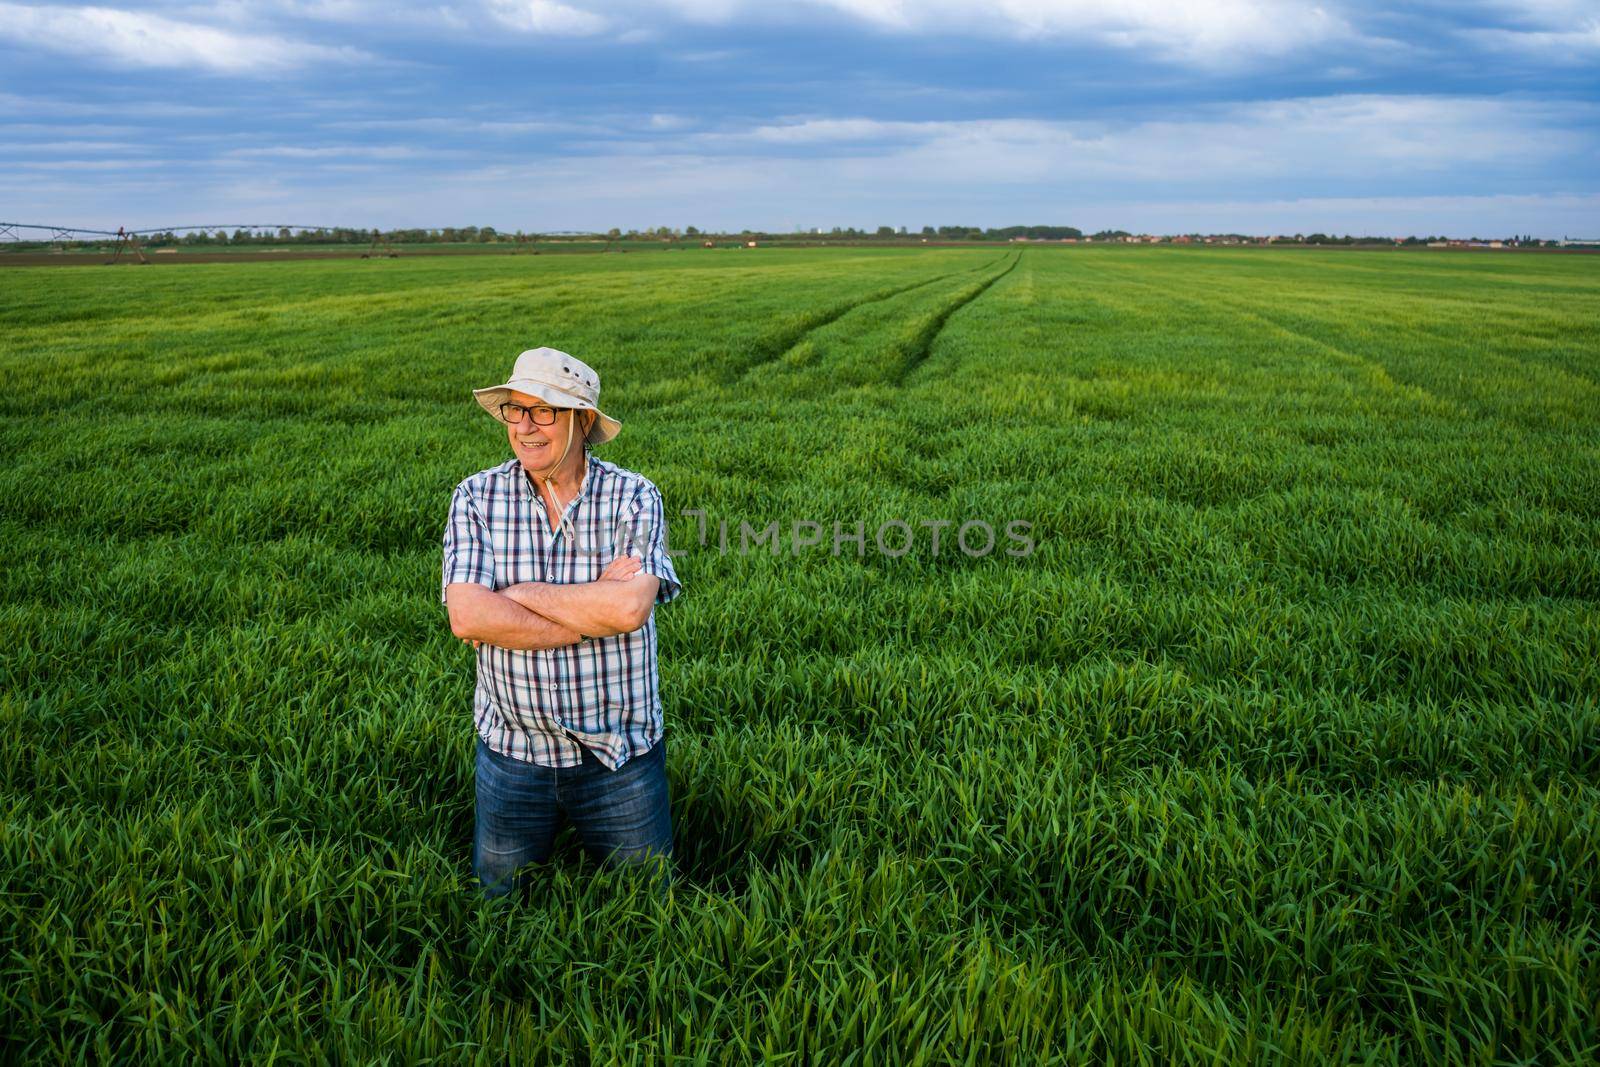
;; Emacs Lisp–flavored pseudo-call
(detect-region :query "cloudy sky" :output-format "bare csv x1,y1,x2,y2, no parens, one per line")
2,1,1597,236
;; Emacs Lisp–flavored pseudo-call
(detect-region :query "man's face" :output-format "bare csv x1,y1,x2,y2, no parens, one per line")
503,388,567,466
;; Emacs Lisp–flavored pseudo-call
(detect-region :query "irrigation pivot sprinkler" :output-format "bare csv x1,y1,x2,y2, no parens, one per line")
3,220,373,261
106,226,148,265
360,229,399,259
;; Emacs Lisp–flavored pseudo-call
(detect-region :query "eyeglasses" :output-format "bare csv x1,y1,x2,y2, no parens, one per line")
500,402,565,426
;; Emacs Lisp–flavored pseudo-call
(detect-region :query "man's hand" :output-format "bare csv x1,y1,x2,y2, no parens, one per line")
600,554,643,583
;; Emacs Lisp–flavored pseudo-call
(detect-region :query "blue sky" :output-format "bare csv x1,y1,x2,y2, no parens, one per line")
2,1,1597,236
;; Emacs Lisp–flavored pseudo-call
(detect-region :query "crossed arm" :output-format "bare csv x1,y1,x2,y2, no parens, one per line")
446,555,661,651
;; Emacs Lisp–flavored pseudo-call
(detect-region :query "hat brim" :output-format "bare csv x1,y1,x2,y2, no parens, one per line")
473,383,620,444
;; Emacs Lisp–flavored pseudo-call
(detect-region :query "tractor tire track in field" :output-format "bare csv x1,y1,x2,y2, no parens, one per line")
888,251,1022,386
1181,293,1468,416
1125,263,1600,400
1086,261,1464,415
1340,309,1600,395
726,256,1010,385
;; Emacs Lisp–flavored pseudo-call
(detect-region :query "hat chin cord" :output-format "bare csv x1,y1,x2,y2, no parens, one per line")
533,416,578,490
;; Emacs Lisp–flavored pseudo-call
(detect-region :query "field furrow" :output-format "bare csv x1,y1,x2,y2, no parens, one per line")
723,255,1009,384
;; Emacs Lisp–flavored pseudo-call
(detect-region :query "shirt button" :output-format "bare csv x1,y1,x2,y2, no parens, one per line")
546,574,555,582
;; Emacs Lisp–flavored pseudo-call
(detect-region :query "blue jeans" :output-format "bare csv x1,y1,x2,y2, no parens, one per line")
473,733,674,900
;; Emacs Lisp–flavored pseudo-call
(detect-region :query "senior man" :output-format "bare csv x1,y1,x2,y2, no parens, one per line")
442,347,681,899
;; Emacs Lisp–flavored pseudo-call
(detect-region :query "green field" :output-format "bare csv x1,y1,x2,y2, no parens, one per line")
3,247,1597,1062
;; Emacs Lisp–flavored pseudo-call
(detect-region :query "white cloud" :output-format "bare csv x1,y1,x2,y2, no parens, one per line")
0,122,143,136
0,91,224,118
224,144,429,158
228,0,425,21
98,93,1581,233
653,0,749,20
7,1,1590,76
6,139,149,152
740,117,928,143
1092,192,1600,236
1469,1,1600,28
670,47,740,61
652,0,1365,62
1460,21,1600,57
11,158,166,169
155,0,1369,61
692,96,1594,185
484,0,609,34
572,0,1365,60
320,116,586,133
10,146,1595,236
0,3,370,72
319,110,697,137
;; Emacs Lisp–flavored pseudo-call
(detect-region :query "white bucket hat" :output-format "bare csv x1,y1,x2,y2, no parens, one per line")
473,347,620,445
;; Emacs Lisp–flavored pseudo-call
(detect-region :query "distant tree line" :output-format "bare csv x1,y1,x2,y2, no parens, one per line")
610,224,1091,241
139,227,513,246
1283,233,1560,247
124,227,1551,247
5,224,1569,252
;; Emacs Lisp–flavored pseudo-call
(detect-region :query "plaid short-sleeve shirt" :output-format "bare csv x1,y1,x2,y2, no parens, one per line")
441,455,682,770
